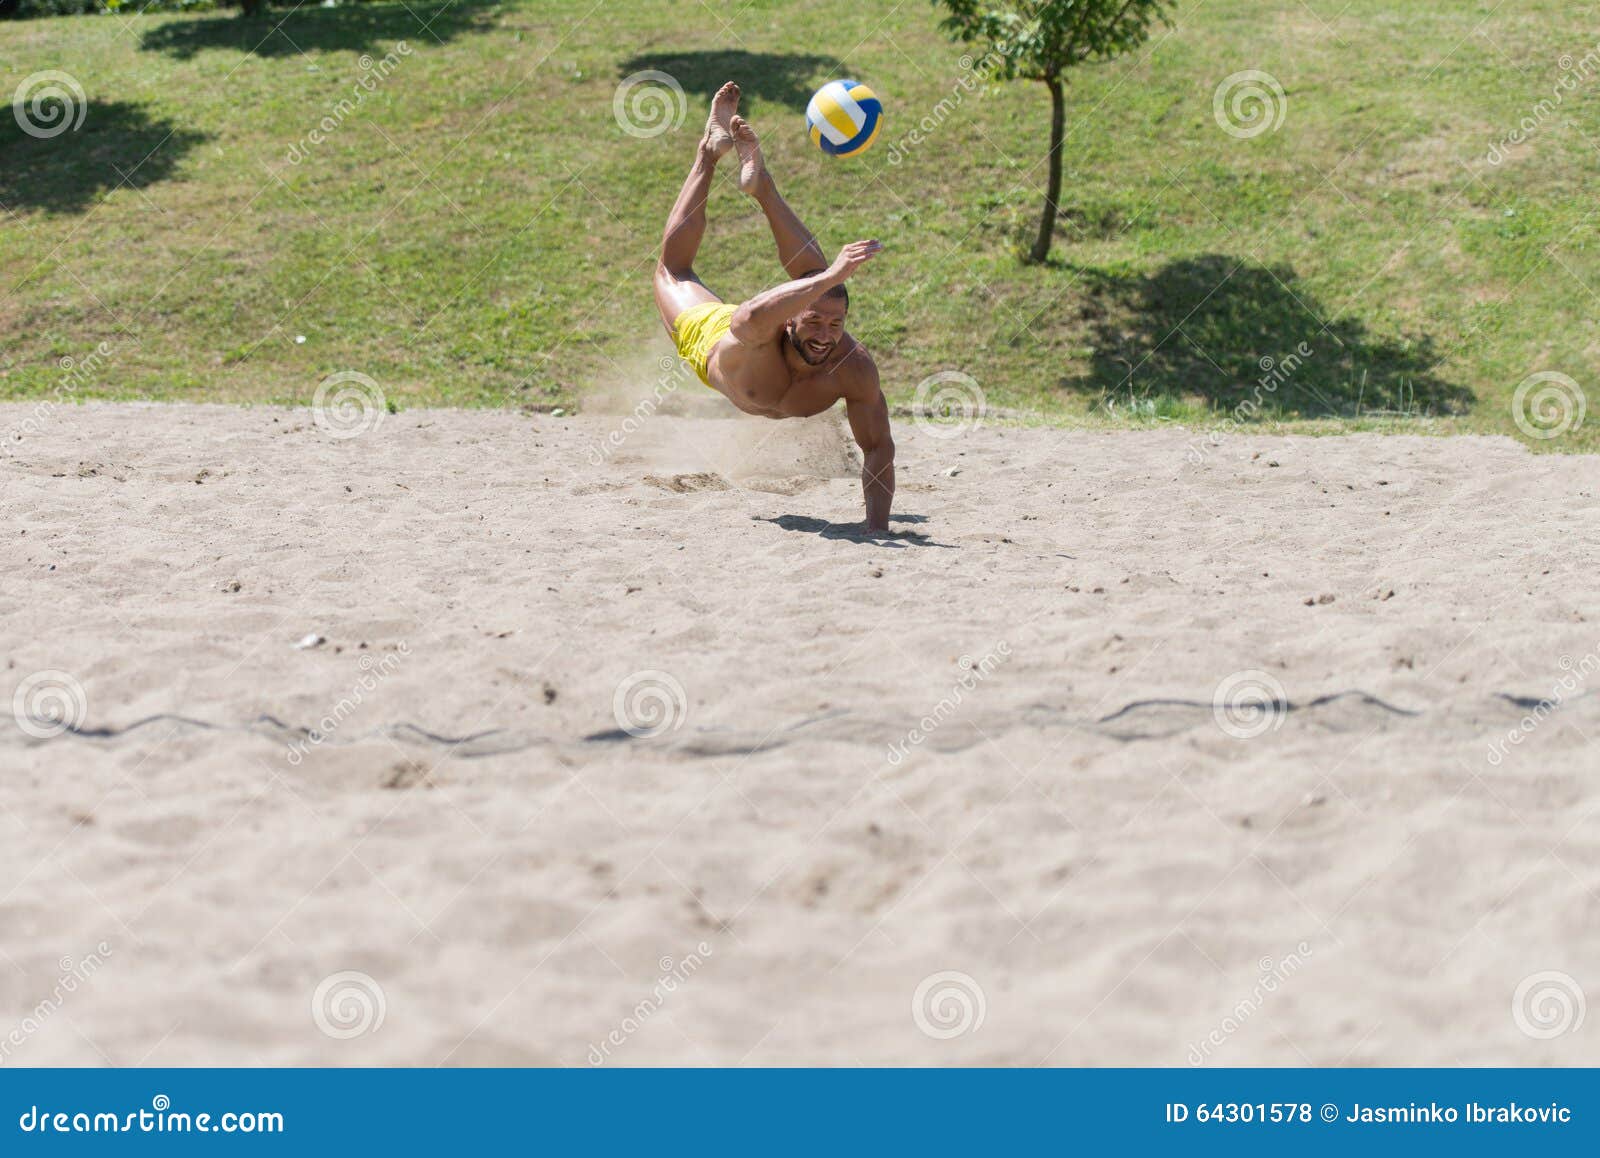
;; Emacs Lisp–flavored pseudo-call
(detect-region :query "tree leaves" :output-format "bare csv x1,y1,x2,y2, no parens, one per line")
933,0,1173,80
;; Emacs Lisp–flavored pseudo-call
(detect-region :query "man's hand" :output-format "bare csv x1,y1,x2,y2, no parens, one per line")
731,240,881,345
843,354,894,532
828,239,882,281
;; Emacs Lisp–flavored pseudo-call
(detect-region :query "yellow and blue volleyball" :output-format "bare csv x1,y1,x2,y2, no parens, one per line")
805,80,883,158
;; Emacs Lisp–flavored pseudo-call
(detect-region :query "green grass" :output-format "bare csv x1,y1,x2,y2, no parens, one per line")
2,0,1597,448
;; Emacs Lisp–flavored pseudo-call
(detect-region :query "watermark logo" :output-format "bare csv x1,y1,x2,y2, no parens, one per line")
1486,45,1600,165
912,970,986,1040
1184,341,1315,465
585,355,694,466
586,942,713,1065
1212,670,1287,739
4,342,115,448
13,670,88,739
311,970,386,1039
1187,943,1313,1065
884,50,1003,166
887,643,1010,765
613,70,687,139
0,942,113,1065
13,71,87,139
1213,70,1287,139
285,645,410,765
284,44,413,165
1486,647,1599,766
612,670,688,738
1512,970,1585,1040
1511,371,1586,440
312,371,385,440
912,370,986,439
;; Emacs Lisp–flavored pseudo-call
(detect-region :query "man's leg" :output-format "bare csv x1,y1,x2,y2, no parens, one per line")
653,82,742,331
731,116,829,278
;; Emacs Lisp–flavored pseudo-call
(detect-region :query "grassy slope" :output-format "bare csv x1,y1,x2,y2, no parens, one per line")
1,0,1596,448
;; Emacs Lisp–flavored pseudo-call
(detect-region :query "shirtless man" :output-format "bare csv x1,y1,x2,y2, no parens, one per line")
652,82,895,531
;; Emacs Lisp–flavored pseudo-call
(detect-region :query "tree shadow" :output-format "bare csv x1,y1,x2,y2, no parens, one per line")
754,514,954,548
1,100,207,215
1063,254,1473,418
617,50,838,113
140,0,496,60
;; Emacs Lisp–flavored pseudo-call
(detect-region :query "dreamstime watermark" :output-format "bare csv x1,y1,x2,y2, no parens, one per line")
887,643,1010,765
12,70,87,139
284,44,413,165
1212,670,1288,739
1184,341,1314,465
884,50,1002,165
1213,70,1287,139
1486,44,1600,165
1187,942,1313,1065
1486,644,1598,766
1511,371,1586,440
586,942,714,1065
12,670,88,740
310,971,386,1039
5,342,116,448
911,370,987,439
585,355,695,466
1511,970,1585,1040
285,644,410,765
312,370,386,439
612,670,688,738
613,70,687,139
0,942,113,1065
912,970,986,1040
17,1096,283,1135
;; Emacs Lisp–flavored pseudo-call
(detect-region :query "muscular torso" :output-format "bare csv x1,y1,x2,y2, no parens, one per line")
707,331,871,418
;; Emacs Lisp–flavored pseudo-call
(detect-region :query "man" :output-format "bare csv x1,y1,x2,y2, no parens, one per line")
652,82,895,531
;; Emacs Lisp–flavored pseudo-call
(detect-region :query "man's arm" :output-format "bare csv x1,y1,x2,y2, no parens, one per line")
843,355,895,532
729,239,881,343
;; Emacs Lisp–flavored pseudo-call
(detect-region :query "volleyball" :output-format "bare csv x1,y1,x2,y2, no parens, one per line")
805,80,883,157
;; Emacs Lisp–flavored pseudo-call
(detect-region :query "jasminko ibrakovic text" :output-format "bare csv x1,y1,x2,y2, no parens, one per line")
1164,1101,1575,1125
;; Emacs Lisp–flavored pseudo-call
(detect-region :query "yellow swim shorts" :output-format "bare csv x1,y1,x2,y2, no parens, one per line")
672,302,736,388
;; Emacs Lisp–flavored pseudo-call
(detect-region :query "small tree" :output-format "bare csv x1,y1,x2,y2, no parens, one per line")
934,0,1172,263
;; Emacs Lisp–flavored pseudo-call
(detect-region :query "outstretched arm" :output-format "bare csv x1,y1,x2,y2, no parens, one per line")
729,240,881,344
844,357,895,532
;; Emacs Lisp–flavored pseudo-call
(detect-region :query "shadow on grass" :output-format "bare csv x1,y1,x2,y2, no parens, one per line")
1,100,207,215
618,50,838,113
1064,254,1473,418
754,514,953,548
140,0,497,59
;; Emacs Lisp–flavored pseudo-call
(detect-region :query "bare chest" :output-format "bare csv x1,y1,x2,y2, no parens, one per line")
716,340,849,418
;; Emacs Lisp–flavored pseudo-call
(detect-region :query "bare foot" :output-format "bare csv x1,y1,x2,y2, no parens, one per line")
730,115,767,195
703,81,739,158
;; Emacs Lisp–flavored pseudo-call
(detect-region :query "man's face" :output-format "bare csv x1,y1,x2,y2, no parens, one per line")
787,297,847,365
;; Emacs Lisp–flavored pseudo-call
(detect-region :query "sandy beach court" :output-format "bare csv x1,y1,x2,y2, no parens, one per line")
2,401,1596,1065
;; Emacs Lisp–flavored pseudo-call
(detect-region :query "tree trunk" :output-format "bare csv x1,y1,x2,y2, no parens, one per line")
1029,75,1065,265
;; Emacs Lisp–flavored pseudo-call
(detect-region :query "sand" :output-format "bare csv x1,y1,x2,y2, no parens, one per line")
2,399,1596,1066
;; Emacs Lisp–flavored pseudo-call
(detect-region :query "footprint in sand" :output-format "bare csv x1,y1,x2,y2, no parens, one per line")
643,472,731,493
